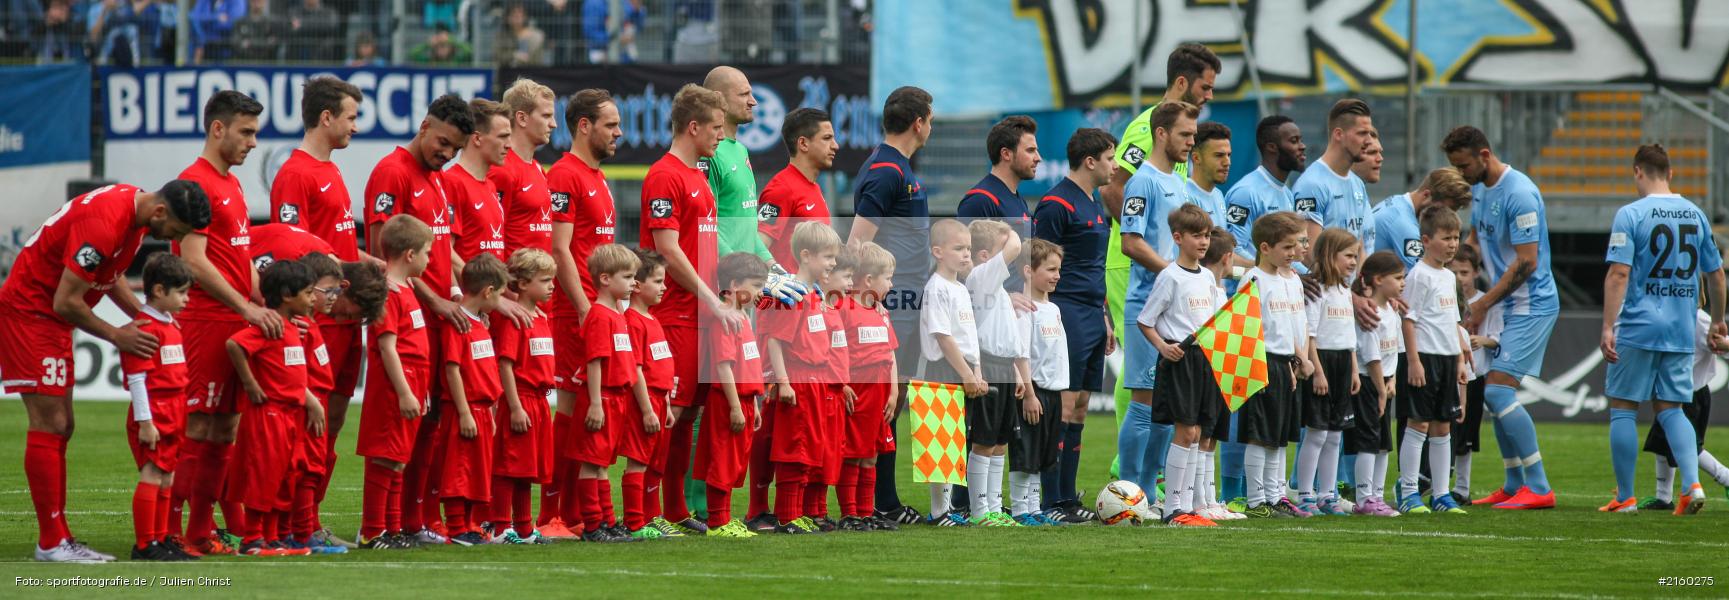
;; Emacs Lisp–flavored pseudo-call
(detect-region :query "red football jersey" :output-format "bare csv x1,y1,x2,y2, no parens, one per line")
756,290,831,380
0,184,147,324
439,311,501,403
627,308,674,393
299,317,335,396
757,165,831,270
491,309,554,393
447,168,507,262
844,296,898,369
364,147,457,299
488,149,554,255
175,157,254,321
710,321,763,397
270,149,359,261
370,282,431,370
640,153,718,326
545,152,616,317
120,311,189,392
580,302,635,388
248,223,336,271
824,298,849,383
230,321,308,406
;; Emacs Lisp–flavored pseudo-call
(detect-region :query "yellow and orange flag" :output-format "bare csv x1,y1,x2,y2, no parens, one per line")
906,380,967,485
1193,279,1270,412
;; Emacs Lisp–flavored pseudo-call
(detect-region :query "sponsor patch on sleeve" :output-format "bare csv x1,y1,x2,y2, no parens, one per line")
278,203,300,224
73,244,104,271
1514,211,1539,230
1226,204,1248,225
757,202,780,225
1123,197,1146,217
649,198,674,219
373,193,396,215
1294,197,1317,214
550,192,570,213
1608,231,1628,248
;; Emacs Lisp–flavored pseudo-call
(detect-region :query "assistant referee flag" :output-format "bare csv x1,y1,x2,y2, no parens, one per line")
1191,279,1269,412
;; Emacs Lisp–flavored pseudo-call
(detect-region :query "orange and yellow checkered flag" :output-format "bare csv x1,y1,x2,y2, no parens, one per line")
1192,279,1269,412
906,380,967,485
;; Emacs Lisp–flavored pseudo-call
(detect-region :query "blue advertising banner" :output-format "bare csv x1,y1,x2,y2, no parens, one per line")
0,64,91,169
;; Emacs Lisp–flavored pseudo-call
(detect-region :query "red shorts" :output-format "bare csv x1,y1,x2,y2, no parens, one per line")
320,321,364,396
567,388,625,467
0,307,72,397
551,316,584,393
665,325,701,407
771,381,828,468
355,362,429,463
183,317,247,415
439,401,495,502
694,387,756,489
646,388,672,474
821,384,845,485
844,378,897,459
494,386,551,480
127,388,185,472
424,320,447,404
614,388,664,465
300,422,329,482
225,402,303,511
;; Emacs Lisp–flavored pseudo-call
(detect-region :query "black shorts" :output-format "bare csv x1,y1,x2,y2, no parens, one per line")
1643,386,1712,467
1455,377,1487,455
1151,340,1224,428
1009,387,1064,474
1398,353,1461,422
1239,354,1299,446
1056,299,1106,392
966,355,1020,447
1344,375,1392,454
1302,349,1356,431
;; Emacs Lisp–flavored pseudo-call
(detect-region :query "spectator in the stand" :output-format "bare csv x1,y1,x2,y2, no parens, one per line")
409,22,470,65
346,29,384,66
496,2,545,66
580,0,606,63
3,0,44,58
35,0,85,62
422,0,456,31
139,0,178,63
190,0,246,62
288,0,339,60
616,0,642,63
530,0,575,65
230,0,280,61
88,0,141,66
841,0,870,64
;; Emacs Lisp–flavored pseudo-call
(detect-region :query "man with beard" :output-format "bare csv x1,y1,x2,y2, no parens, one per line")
1294,99,1375,247
1226,115,1306,263
958,115,1040,226
1372,167,1473,270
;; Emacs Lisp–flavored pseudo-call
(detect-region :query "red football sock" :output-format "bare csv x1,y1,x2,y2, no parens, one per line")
361,461,393,539
133,482,160,550
558,465,583,528
804,481,826,519
241,507,268,545
576,477,601,532
52,434,69,539
838,463,859,517
212,442,242,534
537,456,564,526
597,477,615,526
642,469,663,520
317,438,340,505
261,509,280,543
512,479,532,536
169,439,202,538
186,441,224,542
156,484,172,543
857,465,877,516
663,417,696,521
24,431,66,549
443,498,469,533
706,485,731,528
399,453,428,531
773,462,805,524
293,479,318,540
387,468,406,534
491,476,513,531
747,421,774,517
621,471,646,530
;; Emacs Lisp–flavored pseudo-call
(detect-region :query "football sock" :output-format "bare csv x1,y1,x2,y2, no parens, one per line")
1373,451,1390,499
491,476,514,531
1038,463,1060,510
1317,431,1342,501
1186,445,1202,510
385,468,404,534
170,437,203,538
1486,383,1550,493
442,499,468,533
1008,472,1033,516
1059,423,1084,503
597,477,615,526
1243,444,1267,506
133,482,160,550
1268,446,1289,501
399,450,428,532
622,471,646,530
1654,458,1676,503
1220,438,1246,501
988,455,1007,514
1399,427,1427,498
1657,408,1701,489
773,462,805,524
966,451,990,515
929,482,951,517
1453,453,1474,497
361,461,393,538
1163,444,1191,514
705,485,730,528
1288,433,1306,490
155,484,171,543
875,448,902,511
1148,422,1174,482
838,463,860,517
576,477,602,533
1296,427,1327,498
643,469,663,520
804,481,826,519
538,415,570,526
1200,449,1217,506
512,479,532,536
1488,407,1522,493
1609,408,1637,502
294,477,318,540
1340,452,1358,489
858,462,878,516
748,419,774,516
558,464,583,528
241,507,267,545
949,484,969,515
25,431,67,549
1701,450,1729,487
1427,434,1452,498
663,417,697,522
187,440,225,542
1116,402,1151,490
1355,452,1376,500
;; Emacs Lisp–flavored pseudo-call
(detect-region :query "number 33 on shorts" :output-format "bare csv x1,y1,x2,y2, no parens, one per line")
40,357,68,386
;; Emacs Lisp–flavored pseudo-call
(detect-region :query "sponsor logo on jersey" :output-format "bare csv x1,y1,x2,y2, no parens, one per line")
831,330,848,348
471,339,495,360
857,326,889,344
1226,204,1248,225
278,203,300,224
758,202,780,224
315,344,330,366
409,309,426,329
742,341,760,360
550,192,571,213
73,244,103,271
374,192,395,215
529,337,554,356
649,198,673,219
649,341,671,360
284,345,307,366
613,333,632,352
1294,197,1317,213
806,314,826,333
160,344,185,365
1403,238,1424,258
1123,196,1146,217
253,253,276,272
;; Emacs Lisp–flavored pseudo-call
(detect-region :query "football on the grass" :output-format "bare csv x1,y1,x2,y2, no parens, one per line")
1096,480,1149,526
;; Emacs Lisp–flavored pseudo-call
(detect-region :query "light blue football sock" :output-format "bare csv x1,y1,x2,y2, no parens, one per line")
1609,408,1638,502
1340,453,1358,490
1117,403,1152,491
1490,408,1524,494
1657,407,1701,489
1148,422,1174,486
1486,384,1551,494
1220,440,1247,500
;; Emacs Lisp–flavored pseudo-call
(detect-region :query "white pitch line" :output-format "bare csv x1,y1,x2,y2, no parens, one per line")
1268,525,1728,548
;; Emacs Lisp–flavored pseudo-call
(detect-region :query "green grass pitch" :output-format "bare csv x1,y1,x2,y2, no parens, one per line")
0,401,1723,598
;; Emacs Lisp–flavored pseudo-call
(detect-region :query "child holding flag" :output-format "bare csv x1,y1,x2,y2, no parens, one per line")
1193,226,1245,521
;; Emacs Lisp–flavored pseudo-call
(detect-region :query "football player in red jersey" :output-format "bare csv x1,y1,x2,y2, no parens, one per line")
491,78,558,256
0,180,209,562
451,99,512,265
172,90,272,556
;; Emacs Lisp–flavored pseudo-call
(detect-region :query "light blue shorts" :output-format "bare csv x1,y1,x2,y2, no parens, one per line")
1123,296,1158,390
1490,312,1558,379
1605,346,1693,403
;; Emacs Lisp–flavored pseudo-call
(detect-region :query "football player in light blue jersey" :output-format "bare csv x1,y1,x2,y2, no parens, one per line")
1370,167,1475,271
1117,101,1199,498
1445,125,1558,509
1294,99,1375,248
1600,144,1725,515
1350,132,1383,253
1226,116,1305,263
1185,122,1232,230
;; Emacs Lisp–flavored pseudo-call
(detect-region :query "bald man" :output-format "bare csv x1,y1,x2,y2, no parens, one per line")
702,67,806,303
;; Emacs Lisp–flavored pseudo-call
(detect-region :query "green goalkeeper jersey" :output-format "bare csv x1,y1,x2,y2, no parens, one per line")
703,137,774,263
